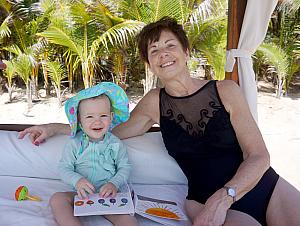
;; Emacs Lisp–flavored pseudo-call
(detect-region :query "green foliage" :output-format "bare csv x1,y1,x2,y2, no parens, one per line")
2,60,16,87
257,42,289,79
1,0,298,97
45,60,66,87
0,15,12,40
13,54,32,85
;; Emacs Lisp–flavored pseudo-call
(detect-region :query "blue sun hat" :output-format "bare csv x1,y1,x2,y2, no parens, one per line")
65,82,129,137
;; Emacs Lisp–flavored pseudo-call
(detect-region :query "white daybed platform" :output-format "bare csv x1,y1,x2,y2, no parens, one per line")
0,129,191,226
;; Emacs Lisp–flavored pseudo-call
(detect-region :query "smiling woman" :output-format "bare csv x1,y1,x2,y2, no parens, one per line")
17,16,300,226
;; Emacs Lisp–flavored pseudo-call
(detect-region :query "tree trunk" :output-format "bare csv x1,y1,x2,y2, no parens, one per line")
42,62,51,96
54,83,62,107
143,64,157,95
31,76,39,100
82,63,90,88
5,84,13,102
26,81,33,112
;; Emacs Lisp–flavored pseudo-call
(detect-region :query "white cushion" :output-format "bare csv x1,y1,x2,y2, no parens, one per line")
0,131,187,185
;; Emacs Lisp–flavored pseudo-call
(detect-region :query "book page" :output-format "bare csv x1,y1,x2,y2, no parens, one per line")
134,194,188,226
74,184,134,216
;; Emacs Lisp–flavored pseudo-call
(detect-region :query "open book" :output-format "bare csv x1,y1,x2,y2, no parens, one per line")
74,184,188,226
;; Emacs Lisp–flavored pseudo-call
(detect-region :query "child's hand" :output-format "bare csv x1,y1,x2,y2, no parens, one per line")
99,182,117,198
75,177,95,199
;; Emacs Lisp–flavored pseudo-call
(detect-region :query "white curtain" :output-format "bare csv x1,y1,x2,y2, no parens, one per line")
225,0,278,122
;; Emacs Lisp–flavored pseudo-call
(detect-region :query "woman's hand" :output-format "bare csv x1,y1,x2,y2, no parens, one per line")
18,123,70,145
75,177,95,199
193,189,232,226
99,182,117,198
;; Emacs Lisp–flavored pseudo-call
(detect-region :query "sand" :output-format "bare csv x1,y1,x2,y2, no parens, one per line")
0,86,299,190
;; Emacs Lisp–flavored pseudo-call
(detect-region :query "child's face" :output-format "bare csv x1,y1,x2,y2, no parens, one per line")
78,95,113,141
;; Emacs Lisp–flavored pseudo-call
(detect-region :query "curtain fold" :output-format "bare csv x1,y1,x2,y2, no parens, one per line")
225,0,278,122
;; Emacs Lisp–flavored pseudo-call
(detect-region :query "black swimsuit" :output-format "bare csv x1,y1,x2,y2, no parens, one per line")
159,80,279,226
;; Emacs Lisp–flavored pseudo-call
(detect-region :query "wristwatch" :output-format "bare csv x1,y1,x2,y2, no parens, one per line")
223,186,236,203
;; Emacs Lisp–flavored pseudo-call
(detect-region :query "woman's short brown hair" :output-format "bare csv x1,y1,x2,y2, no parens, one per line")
137,17,190,63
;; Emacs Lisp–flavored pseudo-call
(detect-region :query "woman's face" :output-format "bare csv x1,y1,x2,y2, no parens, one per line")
147,30,189,81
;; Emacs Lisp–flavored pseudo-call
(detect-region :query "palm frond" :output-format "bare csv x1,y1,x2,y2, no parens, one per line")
70,2,92,25
0,0,12,13
279,0,300,13
257,42,289,80
153,0,188,23
90,20,144,58
117,0,154,22
89,1,122,28
45,60,67,86
13,54,32,84
189,0,226,31
0,14,12,39
293,24,300,58
3,44,23,56
2,60,16,86
37,26,83,57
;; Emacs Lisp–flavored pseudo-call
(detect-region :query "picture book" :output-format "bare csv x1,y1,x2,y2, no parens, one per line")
73,184,188,226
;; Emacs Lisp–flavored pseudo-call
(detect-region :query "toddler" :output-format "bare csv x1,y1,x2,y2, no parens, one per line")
50,82,137,226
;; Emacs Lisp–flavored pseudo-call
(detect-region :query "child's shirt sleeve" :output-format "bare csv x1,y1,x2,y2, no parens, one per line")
58,139,84,189
108,139,131,189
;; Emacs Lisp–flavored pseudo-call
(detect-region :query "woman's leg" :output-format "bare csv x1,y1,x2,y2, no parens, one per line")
266,177,300,226
104,214,138,226
50,192,82,226
185,199,261,226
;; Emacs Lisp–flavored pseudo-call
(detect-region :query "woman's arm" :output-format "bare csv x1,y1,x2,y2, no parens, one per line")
18,88,160,143
18,123,71,145
112,88,160,139
194,80,270,225
217,80,270,200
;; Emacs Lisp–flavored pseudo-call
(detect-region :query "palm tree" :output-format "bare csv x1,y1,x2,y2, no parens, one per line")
255,1,300,97
14,54,33,110
0,0,54,98
45,60,67,106
2,60,16,102
37,0,144,88
257,43,289,97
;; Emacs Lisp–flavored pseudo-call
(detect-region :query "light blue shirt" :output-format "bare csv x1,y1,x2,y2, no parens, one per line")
59,131,131,191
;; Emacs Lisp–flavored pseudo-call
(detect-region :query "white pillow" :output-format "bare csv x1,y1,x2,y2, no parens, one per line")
0,130,65,179
124,132,188,185
0,130,187,185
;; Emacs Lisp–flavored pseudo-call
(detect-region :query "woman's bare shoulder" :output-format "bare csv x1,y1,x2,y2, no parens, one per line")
139,88,160,105
216,80,244,112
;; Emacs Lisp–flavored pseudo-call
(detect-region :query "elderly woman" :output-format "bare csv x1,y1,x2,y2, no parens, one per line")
19,17,300,226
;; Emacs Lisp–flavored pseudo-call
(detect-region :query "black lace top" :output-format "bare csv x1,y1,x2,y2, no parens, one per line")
159,80,243,203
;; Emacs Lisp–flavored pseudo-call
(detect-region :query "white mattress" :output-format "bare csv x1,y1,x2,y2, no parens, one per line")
0,130,191,226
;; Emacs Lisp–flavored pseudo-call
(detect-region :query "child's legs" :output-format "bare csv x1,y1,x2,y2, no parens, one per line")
104,214,138,226
185,199,261,226
50,191,82,226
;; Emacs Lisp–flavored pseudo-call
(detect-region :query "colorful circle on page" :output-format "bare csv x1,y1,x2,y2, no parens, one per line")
109,198,116,204
86,200,94,206
98,199,105,204
121,198,128,203
75,201,84,206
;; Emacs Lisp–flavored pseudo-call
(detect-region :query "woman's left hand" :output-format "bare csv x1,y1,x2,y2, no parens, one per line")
99,182,117,198
193,189,231,226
